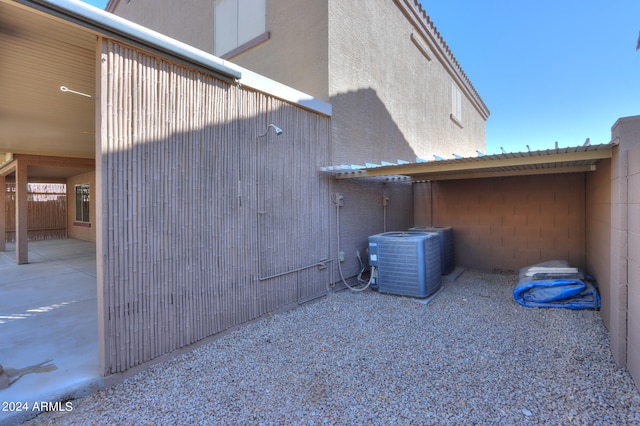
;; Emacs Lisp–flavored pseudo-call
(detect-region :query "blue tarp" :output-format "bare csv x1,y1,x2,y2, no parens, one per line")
513,261,601,310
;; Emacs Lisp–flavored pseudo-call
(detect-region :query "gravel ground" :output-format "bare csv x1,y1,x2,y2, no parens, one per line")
27,270,640,425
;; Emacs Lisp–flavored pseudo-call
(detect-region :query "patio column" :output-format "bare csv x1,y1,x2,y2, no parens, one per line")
15,159,28,264
0,175,4,251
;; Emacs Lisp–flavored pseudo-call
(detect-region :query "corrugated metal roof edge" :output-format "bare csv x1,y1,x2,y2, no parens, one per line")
22,0,332,117
322,142,616,180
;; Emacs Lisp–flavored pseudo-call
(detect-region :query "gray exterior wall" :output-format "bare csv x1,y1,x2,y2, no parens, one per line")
97,39,331,374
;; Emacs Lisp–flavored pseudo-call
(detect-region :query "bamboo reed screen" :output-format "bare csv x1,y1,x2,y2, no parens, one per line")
5,183,67,241
100,40,331,374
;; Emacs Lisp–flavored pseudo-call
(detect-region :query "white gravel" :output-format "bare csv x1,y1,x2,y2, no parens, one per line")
26,270,640,425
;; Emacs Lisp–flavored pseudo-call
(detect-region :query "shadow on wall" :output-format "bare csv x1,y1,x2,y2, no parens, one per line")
330,88,419,166
327,88,418,282
99,72,333,374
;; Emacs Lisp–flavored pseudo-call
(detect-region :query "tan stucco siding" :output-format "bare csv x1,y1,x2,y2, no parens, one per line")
113,0,329,102
228,0,329,101
111,0,215,53
328,0,486,165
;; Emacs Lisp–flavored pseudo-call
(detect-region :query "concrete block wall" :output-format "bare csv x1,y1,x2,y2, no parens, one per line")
609,147,629,366
414,173,586,273
628,143,640,382
610,115,640,385
586,158,611,327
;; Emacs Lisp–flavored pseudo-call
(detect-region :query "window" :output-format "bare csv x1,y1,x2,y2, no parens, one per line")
75,184,90,223
450,82,463,128
214,0,266,57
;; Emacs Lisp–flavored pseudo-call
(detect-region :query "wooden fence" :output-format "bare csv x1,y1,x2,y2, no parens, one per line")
5,183,67,241
98,39,331,374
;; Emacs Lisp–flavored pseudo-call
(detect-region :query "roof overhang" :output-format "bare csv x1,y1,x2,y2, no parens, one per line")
0,154,95,182
323,144,615,182
24,0,332,116
0,0,332,169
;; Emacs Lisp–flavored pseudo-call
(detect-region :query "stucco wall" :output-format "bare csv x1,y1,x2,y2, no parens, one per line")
110,0,215,53
328,0,486,164
112,0,329,102
414,174,586,273
228,0,329,101
67,171,96,243
329,179,414,285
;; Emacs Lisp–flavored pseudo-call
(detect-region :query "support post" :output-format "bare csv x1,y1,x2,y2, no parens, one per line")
0,175,5,251
15,159,28,264
96,38,109,376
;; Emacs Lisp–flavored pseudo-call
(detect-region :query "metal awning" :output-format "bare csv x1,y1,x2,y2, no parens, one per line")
322,143,615,181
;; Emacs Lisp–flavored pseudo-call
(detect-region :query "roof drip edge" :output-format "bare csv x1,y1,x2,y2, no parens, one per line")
322,143,615,181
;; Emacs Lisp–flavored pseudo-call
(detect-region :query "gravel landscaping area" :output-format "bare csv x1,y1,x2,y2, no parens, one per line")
27,270,640,425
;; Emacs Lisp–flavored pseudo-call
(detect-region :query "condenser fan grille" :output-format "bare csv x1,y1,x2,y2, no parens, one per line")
368,232,441,298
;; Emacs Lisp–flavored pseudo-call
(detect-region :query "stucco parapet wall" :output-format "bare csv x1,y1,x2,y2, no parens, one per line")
395,0,489,120
27,0,331,117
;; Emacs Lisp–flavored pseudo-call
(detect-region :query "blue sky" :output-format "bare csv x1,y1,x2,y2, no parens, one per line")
81,0,639,154
422,1,640,154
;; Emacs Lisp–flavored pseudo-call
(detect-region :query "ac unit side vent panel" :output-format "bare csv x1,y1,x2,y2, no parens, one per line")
368,232,441,298
409,226,455,275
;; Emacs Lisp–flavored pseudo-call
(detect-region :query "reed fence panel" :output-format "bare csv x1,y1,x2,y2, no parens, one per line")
100,40,330,374
5,183,67,241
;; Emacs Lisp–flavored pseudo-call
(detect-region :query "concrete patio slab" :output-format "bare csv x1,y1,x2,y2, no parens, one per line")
0,239,100,426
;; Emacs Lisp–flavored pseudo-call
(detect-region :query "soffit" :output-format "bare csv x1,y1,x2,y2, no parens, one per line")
0,0,331,166
323,144,615,181
0,0,97,159
0,154,95,181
